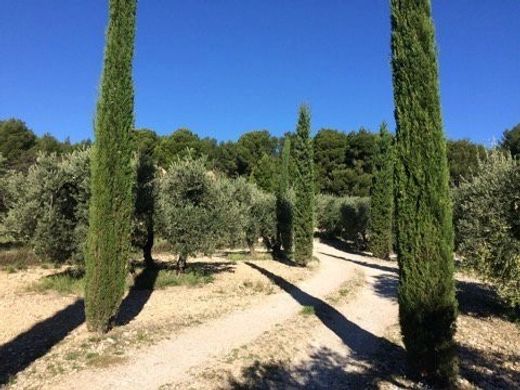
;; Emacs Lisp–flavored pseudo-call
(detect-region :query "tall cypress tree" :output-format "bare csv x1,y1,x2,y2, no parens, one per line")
391,0,458,385
85,0,137,333
369,123,394,259
276,137,293,256
293,105,315,265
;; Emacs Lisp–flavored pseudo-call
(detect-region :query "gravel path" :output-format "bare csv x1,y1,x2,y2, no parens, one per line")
52,241,399,390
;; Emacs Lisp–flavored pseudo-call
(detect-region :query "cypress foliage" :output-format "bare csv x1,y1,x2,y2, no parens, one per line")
391,0,458,385
85,0,137,333
276,137,293,256
369,123,394,259
293,105,315,265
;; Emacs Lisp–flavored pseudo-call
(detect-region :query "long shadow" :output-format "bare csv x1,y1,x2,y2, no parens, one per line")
117,260,236,325
0,299,85,384
116,265,159,326
319,251,398,274
318,235,370,257
244,262,406,383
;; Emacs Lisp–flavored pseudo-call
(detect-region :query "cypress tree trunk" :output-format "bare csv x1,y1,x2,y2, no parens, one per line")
276,137,293,257
293,105,315,265
369,123,394,259
85,0,137,333
391,0,458,385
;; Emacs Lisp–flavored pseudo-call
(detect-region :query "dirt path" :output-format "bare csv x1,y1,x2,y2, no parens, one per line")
51,242,399,390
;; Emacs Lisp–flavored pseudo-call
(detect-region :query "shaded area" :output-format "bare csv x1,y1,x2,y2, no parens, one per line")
244,262,407,388
0,299,85,384
456,279,520,389
459,344,520,389
318,251,397,274
227,346,410,389
456,279,516,320
318,235,369,257
116,265,159,325
372,273,398,301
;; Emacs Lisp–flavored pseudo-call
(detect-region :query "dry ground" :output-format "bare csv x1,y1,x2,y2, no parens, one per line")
0,250,315,389
0,242,519,389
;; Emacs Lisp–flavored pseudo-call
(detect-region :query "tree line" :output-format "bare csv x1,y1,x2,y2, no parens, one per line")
2,117,518,197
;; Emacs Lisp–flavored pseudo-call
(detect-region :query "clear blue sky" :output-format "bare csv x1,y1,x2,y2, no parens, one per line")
1,1,518,145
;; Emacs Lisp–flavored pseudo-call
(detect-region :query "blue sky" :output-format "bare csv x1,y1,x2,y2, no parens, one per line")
0,1,518,145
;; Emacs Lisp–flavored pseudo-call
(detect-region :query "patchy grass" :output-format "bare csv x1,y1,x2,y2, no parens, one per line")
27,267,85,295
156,269,213,288
240,279,275,294
27,264,214,296
0,247,41,271
227,252,272,262
299,305,315,316
85,353,126,368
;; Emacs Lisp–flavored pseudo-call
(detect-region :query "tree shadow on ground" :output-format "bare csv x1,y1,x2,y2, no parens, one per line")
318,235,370,257
458,343,520,389
318,251,398,275
455,279,520,388
0,256,235,383
372,273,398,302
243,262,407,388
117,259,235,325
0,299,85,385
227,344,412,389
456,279,516,320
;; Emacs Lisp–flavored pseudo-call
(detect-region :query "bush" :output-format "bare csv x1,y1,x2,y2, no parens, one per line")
157,155,226,271
454,152,520,309
2,150,90,263
316,194,370,249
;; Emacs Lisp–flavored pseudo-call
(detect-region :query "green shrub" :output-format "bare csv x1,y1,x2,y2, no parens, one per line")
316,194,370,249
2,150,90,263
454,152,520,309
157,155,225,270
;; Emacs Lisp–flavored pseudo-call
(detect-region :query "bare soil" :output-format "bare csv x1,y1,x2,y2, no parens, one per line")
1,242,519,390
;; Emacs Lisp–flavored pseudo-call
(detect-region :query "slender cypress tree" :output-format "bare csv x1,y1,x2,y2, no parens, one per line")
293,105,315,265
391,0,458,385
276,137,293,256
369,123,394,259
85,0,137,333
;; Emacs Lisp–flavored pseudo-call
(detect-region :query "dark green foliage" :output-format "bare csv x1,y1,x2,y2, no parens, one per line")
133,151,156,267
316,195,370,250
293,105,315,265
391,0,458,384
454,152,520,309
276,137,293,255
154,128,217,168
0,119,37,170
250,153,278,193
369,124,394,259
313,129,349,194
343,129,379,196
85,0,137,333
236,130,279,176
447,139,487,186
500,123,520,158
313,128,378,197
